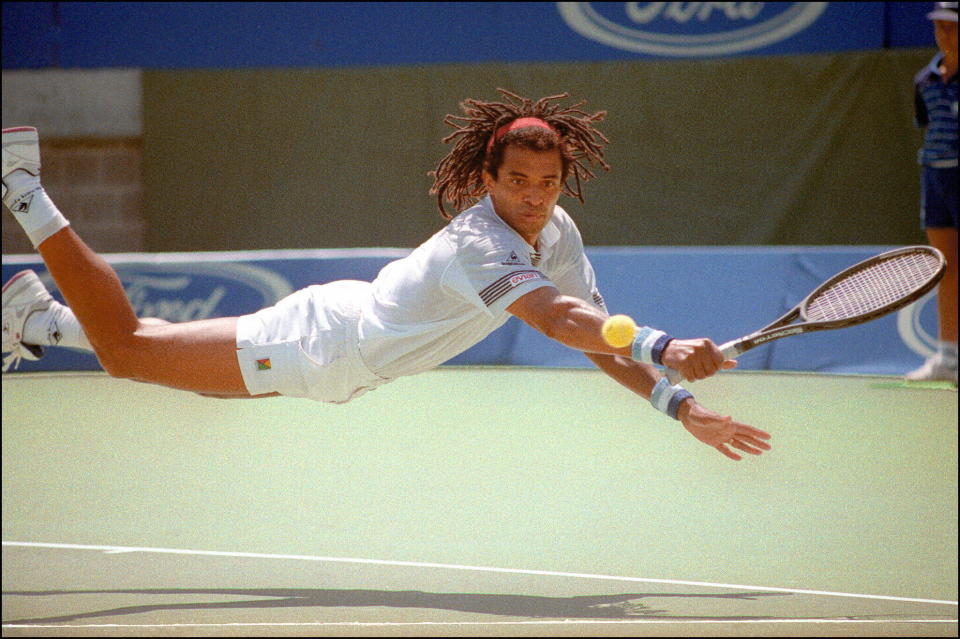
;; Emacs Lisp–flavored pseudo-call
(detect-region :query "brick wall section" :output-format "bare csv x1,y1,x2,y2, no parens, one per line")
2,138,146,255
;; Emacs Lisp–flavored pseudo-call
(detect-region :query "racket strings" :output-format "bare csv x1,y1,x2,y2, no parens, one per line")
804,252,941,322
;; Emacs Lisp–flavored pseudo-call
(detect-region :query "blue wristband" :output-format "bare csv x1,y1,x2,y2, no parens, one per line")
631,327,673,366
650,377,694,420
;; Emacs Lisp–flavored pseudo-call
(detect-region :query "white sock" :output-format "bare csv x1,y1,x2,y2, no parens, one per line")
938,341,958,368
2,171,70,248
22,301,94,352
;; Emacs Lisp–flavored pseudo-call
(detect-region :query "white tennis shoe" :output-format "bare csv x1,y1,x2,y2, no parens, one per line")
2,126,41,205
2,269,52,371
905,354,958,385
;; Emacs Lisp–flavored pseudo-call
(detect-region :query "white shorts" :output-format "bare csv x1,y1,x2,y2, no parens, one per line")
235,280,392,403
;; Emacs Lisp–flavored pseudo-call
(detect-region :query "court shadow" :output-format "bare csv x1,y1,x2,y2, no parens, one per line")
2,587,791,624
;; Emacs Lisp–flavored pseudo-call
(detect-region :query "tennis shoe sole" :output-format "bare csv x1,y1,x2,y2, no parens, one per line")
2,126,41,201
2,269,51,367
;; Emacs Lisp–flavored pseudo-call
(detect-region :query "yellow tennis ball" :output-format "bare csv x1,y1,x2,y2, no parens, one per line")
602,314,637,348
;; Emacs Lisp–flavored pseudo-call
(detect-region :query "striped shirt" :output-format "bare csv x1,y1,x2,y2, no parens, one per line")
914,53,959,168
356,196,606,379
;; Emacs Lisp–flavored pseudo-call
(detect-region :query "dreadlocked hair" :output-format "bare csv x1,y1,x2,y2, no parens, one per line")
429,88,610,219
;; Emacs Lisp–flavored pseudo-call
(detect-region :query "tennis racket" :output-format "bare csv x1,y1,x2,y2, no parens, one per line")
665,246,946,384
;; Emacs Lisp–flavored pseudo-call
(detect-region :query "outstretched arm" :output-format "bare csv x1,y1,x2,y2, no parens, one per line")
507,286,771,460
507,286,735,380
584,351,770,460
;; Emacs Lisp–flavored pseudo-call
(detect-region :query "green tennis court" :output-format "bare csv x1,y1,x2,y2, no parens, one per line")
2,369,957,637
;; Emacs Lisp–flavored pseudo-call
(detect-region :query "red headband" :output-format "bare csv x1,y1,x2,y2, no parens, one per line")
486,117,558,152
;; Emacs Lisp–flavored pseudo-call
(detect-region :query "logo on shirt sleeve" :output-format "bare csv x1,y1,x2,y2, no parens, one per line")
480,270,548,307
592,289,606,310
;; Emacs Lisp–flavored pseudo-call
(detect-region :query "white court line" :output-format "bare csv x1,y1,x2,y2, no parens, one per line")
2,620,958,630
3,540,957,607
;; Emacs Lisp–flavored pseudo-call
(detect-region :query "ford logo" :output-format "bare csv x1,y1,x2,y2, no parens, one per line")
557,2,828,57
897,291,939,360
39,261,293,323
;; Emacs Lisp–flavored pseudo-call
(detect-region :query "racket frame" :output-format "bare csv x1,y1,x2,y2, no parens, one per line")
667,246,946,382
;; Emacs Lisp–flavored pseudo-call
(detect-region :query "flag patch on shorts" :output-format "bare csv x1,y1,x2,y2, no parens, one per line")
256,358,272,371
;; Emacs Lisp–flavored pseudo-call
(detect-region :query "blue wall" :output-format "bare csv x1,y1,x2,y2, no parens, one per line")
2,2,937,69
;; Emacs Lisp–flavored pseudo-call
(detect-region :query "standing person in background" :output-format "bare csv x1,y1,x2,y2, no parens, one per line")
908,2,958,385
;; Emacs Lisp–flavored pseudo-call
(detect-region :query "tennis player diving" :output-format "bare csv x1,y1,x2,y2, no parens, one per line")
2,89,771,461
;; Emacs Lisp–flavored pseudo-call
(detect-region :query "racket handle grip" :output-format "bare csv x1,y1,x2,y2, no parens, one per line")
665,367,684,384
664,342,742,385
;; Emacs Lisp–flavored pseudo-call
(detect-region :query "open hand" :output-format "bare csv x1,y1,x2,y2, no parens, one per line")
678,400,771,461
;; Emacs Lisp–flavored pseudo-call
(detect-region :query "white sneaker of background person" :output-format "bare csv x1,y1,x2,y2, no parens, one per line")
906,345,959,384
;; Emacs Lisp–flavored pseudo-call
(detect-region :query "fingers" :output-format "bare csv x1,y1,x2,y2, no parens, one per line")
683,339,726,381
686,363,708,381
728,435,770,455
715,419,772,460
716,443,742,461
661,340,703,380
716,438,763,461
682,404,772,461
737,423,772,440
680,358,711,382
688,355,735,379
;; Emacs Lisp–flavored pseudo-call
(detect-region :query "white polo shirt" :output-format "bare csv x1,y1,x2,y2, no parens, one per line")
356,195,607,379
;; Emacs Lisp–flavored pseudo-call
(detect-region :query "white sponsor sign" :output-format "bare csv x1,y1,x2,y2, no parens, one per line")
897,291,938,359
557,2,828,57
